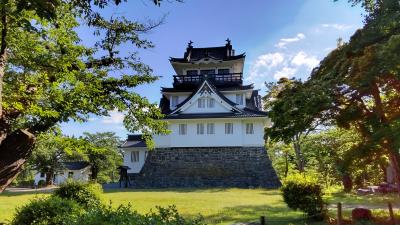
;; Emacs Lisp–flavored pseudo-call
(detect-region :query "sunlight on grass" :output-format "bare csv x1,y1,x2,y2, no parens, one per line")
1,188,399,225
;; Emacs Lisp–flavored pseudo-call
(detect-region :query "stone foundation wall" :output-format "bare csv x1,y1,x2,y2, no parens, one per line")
129,147,281,188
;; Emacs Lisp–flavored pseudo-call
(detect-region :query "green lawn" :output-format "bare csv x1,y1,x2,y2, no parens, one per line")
0,188,399,225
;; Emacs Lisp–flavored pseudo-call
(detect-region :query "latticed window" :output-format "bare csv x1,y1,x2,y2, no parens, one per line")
197,123,205,135
207,98,215,108
207,123,215,134
225,123,233,134
200,69,215,75
186,70,198,75
246,123,254,134
217,69,229,74
198,98,206,108
131,151,139,162
179,124,187,135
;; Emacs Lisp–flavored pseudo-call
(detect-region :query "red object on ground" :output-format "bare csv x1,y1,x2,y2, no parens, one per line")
352,208,372,221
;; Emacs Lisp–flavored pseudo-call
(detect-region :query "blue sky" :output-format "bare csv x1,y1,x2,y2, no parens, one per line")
61,0,365,139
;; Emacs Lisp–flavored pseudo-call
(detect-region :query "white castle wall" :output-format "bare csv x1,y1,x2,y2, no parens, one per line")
153,118,267,148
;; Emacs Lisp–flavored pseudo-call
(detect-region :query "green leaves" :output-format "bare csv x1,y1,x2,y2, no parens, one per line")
2,0,169,141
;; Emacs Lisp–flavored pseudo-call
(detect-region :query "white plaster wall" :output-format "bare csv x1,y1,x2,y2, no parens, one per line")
153,118,266,148
242,121,265,146
34,172,46,185
183,98,230,113
169,94,189,109
224,93,245,108
34,168,90,185
122,148,147,173
54,168,91,185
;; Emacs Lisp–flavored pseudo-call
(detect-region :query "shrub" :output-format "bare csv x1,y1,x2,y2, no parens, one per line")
53,181,102,208
352,208,372,222
37,180,46,187
144,205,204,225
11,196,83,225
73,204,204,225
281,173,325,220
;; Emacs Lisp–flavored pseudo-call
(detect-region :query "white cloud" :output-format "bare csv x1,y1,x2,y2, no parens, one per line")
102,110,125,124
273,67,297,80
275,33,306,48
254,52,285,69
321,23,352,30
291,51,319,69
247,52,286,84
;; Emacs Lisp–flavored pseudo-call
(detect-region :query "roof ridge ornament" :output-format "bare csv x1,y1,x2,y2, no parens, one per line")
188,40,193,48
225,38,233,57
185,40,193,61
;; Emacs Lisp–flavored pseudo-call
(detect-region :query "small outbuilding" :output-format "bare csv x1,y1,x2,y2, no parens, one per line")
34,161,91,185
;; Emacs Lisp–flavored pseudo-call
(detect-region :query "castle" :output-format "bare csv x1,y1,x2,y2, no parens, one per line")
121,40,280,188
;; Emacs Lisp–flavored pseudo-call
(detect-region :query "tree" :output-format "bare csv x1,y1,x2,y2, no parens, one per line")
0,0,171,192
29,128,70,185
266,140,296,178
309,0,400,192
263,78,329,172
78,132,122,181
300,128,385,191
267,0,400,192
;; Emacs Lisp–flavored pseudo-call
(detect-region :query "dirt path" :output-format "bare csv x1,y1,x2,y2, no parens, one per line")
328,204,400,210
5,186,58,193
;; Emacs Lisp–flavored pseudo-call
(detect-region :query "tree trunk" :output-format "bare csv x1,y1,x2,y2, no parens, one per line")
341,173,353,192
293,141,305,172
388,151,400,195
45,171,54,186
284,151,289,177
90,167,98,181
0,129,35,193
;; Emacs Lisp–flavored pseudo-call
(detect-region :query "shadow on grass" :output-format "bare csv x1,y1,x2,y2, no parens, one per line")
202,204,325,225
324,191,400,206
0,191,50,197
104,187,275,194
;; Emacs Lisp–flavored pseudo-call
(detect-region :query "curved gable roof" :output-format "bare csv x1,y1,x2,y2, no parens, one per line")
170,79,242,115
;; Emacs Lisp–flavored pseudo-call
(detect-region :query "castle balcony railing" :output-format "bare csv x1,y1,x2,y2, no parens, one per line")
173,73,243,88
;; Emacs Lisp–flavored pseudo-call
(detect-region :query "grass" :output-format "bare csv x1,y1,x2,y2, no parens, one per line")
0,188,399,225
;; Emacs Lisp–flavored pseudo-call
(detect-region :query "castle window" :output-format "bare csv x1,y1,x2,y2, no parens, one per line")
40,172,45,178
131,151,139,162
218,69,229,74
246,123,254,134
197,123,204,135
171,96,179,107
207,123,215,134
178,124,187,135
200,69,215,75
207,98,215,108
186,70,198,75
198,98,206,108
225,123,233,134
235,94,243,105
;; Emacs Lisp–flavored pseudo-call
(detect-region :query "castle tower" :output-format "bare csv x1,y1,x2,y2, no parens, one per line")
121,40,281,188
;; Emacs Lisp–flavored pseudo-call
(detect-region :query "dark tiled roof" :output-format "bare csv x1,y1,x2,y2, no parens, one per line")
159,95,171,114
164,109,267,120
161,84,254,93
170,53,245,63
246,90,262,111
121,134,147,148
62,162,90,170
170,41,245,63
